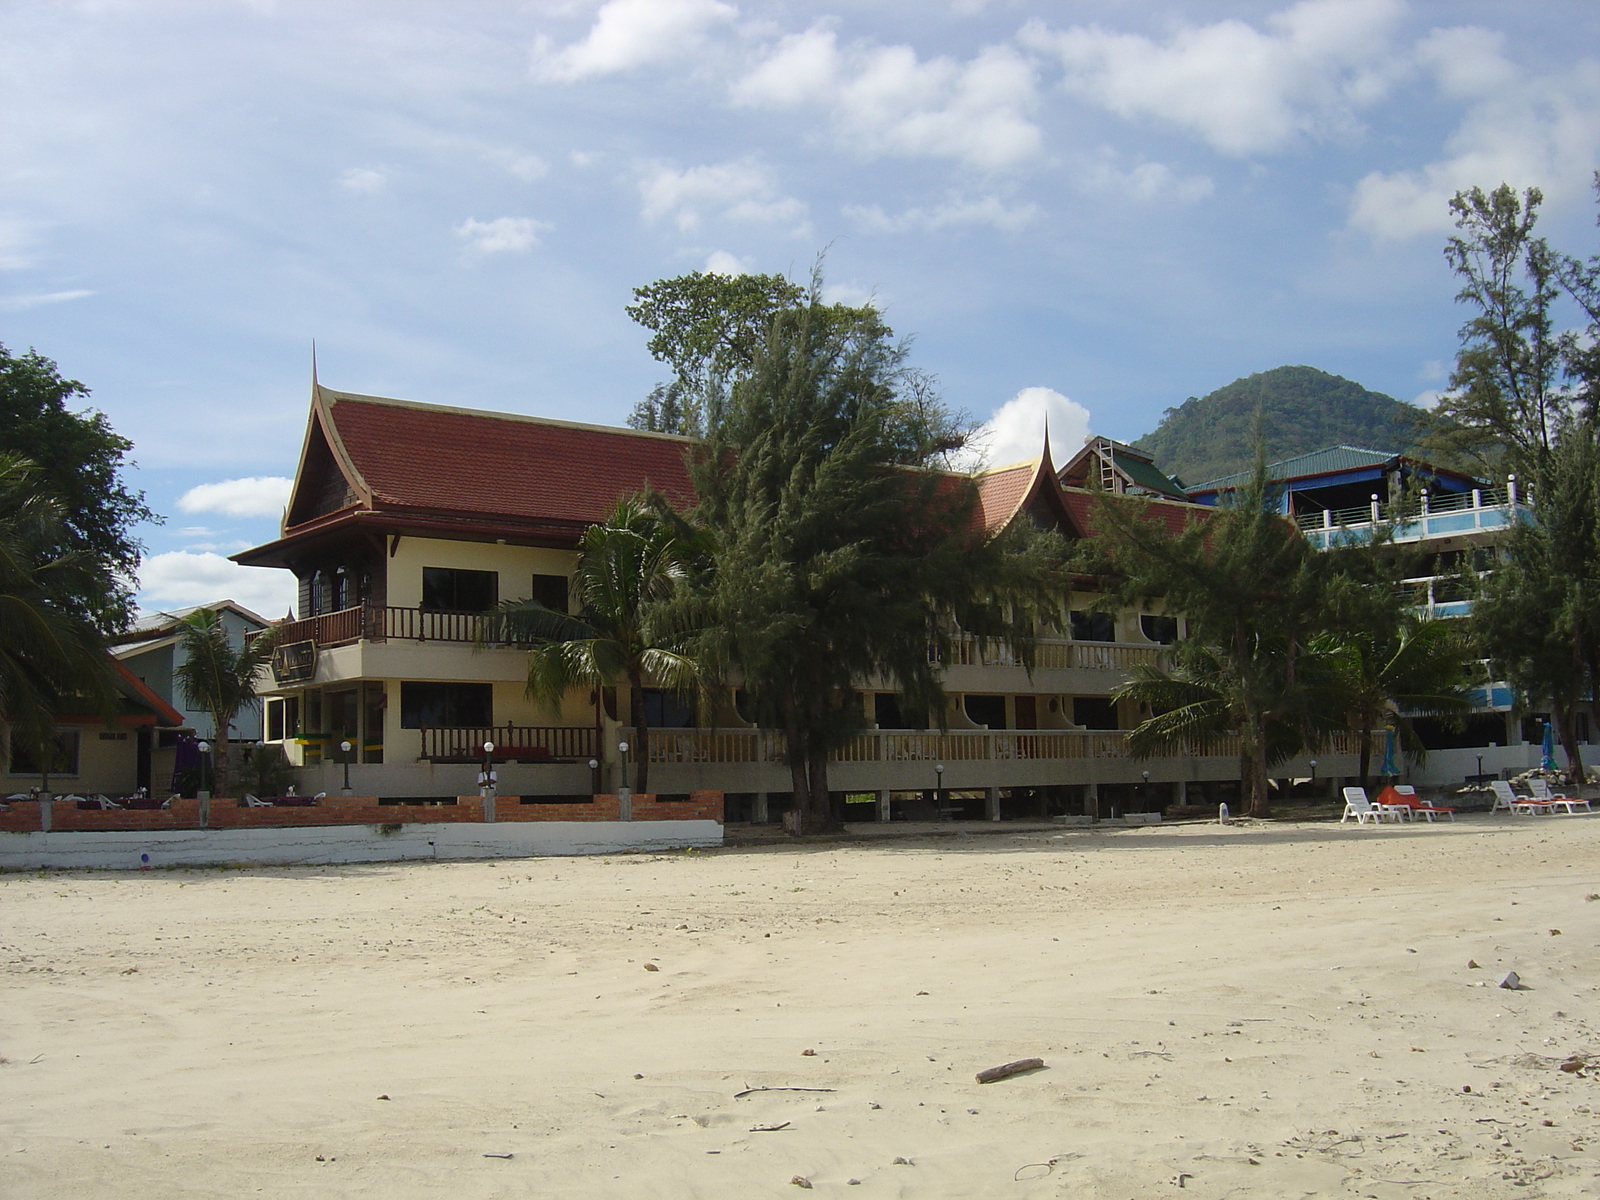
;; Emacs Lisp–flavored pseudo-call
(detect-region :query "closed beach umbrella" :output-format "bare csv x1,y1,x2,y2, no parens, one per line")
1541,720,1557,772
1380,726,1398,778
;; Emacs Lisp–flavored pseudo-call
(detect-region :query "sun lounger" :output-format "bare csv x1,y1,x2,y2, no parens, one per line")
1491,779,1552,814
1342,786,1407,824
1388,784,1455,822
241,794,272,807
1528,779,1592,813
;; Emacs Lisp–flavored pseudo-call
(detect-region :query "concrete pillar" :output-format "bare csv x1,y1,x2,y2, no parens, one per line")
875,790,890,824
618,789,633,822
1170,780,1183,808
1084,782,1098,823
753,792,769,824
39,798,50,832
986,786,1001,822
481,788,496,823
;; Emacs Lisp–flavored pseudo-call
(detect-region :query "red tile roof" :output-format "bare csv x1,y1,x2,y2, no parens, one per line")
321,389,697,528
971,462,1038,531
1059,488,1209,540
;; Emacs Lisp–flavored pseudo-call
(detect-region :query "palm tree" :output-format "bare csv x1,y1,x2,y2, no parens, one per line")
0,454,116,786
486,497,700,796
1313,616,1474,789
173,608,278,821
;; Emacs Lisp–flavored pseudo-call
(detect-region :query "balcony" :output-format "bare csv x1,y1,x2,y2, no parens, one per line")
1298,486,1530,549
273,604,515,649
640,728,1361,765
419,725,598,763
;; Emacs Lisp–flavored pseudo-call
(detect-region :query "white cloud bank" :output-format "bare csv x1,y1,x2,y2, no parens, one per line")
846,194,1038,234
639,159,806,232
177,476,294,519
970,386,1092,472
455,216,550,254
733,26,1041,169
1022,0,1402,156
1348,28,1600,238
138,551,298,619
532,0,737,82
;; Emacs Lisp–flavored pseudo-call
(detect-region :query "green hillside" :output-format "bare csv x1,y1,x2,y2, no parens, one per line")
1132,365,1424,488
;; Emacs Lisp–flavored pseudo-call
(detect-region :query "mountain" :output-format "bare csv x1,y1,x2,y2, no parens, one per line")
1132,365,1424,488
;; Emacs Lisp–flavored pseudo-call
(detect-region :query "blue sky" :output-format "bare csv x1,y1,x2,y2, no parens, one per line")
2,0,1598,618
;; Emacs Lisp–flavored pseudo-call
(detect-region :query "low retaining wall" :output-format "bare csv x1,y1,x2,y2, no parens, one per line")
0,820,724,870
0,792,723,832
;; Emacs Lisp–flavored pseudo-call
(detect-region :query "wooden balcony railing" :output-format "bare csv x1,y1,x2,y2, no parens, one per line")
419,725,597,763
272,605,536,649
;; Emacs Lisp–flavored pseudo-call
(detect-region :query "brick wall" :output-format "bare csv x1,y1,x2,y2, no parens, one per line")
0,791,724,832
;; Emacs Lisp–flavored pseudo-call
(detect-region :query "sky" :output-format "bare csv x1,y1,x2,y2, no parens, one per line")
3,0,1599,619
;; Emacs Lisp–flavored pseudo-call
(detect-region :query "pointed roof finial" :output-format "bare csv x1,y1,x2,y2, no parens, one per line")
311,339,319,390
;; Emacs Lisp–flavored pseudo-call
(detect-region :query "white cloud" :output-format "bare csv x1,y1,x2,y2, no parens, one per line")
177,476,294,519
845,194,1038,233
337,167,387,193
969,386,1092,472
532,0,737,83
639,160,806,232
1411,389,1444,410
479,146,547,182
1076,153,1214,204
1348,38,1600,239
455,215,550,254
0,288,95,312
1022,0,1403,157
138,551,298,619
703,250,752,276
733,27,1041,169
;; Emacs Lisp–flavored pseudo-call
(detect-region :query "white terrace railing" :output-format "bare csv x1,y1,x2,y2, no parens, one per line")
640,728,1361,765
1297,484,1532,549
941,637,1166,671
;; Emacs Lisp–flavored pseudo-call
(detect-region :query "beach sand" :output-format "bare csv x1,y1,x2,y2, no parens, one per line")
4,817,1599,1198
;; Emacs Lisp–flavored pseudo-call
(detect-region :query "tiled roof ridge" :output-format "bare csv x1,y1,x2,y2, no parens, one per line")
321,386,701,446
1188,443,1400,491
1058,482,1215,511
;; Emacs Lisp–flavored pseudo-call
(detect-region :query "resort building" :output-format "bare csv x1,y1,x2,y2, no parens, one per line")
1187,445,1589,784
113,600,275,743
231,383,1356,819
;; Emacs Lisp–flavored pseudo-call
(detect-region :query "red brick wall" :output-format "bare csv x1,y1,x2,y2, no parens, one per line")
0,791,724,832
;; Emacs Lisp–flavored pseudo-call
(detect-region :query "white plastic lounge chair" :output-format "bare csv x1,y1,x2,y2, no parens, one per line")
1491,779,1551,814
1390,784,1456,822
1342,786,1404,824
241,794,272,808
1528,779,1592,813
90,793,123,809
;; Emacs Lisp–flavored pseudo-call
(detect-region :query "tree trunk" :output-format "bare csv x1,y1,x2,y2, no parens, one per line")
784,708,808,833
1556,706,1586,790
211,710,231,801
628,671,649,795
1357,726,1373,793
804,751,836,834
1246,711,1271,819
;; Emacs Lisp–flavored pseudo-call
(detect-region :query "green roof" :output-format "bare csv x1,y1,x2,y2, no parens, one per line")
1111,450,1188,499
1187,444,1399,493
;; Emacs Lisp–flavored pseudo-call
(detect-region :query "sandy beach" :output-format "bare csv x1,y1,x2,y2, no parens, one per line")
4,816,1600,1198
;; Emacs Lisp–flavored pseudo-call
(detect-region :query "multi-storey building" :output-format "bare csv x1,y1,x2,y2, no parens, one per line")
1188,444,1589,784
232,383,1357,819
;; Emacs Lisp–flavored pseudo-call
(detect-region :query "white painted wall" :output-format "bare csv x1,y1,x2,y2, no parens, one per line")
0,820,723,870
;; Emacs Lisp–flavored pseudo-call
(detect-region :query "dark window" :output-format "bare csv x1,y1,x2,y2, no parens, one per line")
1070,611,1116,642
1014,695,1037,730
874,692,903,728
9,730,81,775
1073,697,1119,730
531,574,569,613
1140,615,1179,645
640,689,696,728
963,694,1006,729
266,699,284,741
400,682,493,728
422,567,498,612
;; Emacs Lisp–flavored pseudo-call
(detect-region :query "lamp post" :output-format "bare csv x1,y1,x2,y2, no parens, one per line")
479,741,497,823
1309,759,1318,797
197,739,212,829
339,740,353,795
588,757,600,798
935,763,945,820
1141,769,1150,813
618,740,632,821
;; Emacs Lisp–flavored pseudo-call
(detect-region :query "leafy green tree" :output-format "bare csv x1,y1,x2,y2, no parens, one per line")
0,344,158,633
1093,460,1371,818
173,608,278,819
1312,617,1474,789
0,453,119,786
486,497,702,796
683,283,1066,833
1472,421,1600,785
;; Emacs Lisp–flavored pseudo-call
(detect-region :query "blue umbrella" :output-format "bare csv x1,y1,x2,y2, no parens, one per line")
1380,726,1398,778
1541,720,1557,772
